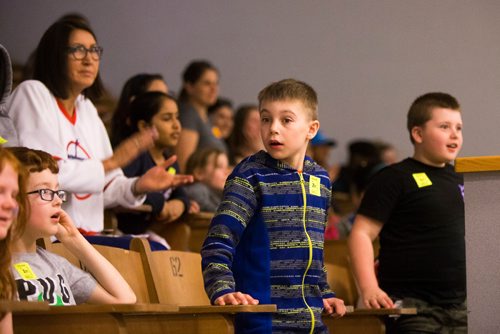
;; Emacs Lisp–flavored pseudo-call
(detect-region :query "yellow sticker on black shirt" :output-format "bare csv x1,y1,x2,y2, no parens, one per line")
14,262,38,280
309,175,321,196
412,172,432,188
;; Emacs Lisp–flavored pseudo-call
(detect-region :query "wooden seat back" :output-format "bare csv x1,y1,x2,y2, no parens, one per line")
37,238,81,268
92,243,158,303
325,262,358,306
131,238,210,306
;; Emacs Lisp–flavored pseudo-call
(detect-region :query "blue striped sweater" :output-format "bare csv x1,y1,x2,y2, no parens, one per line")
201,151,334,333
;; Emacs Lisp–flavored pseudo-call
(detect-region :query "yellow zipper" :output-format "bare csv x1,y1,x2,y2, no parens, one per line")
298,171,315,334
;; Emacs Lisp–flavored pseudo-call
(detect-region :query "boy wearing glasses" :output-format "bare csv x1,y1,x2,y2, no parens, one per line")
9,147,136,305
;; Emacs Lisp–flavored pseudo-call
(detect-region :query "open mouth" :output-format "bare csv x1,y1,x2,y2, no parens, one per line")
269,140,283,148
51,213,61,221
447,144,458,149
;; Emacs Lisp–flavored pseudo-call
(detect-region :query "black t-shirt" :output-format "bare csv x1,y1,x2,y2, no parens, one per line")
358,158,466,305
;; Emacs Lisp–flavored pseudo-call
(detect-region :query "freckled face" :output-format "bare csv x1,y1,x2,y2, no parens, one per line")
26,170,63,239
0,164,19,239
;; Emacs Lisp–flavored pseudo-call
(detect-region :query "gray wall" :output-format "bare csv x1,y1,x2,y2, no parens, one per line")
2,0,500,163
463,171,500,332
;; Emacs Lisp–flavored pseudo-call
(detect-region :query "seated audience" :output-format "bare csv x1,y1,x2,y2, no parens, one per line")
374,140,399,165
227,104,264,166
117,92,197,248
10,147,136,305
110,73,168,148
184,147,230,212
208,97,234,143
0,44,18,146
307,130,339,180
332,164,378,239
7,18,192,234
176,60,226,172
332,140,382,194
0,146,27,333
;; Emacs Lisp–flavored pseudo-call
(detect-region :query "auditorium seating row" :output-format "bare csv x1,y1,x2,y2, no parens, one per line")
5,214,412,334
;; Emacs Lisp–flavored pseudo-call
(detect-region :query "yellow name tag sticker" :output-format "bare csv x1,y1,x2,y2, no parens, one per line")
167,167,176,175
14,262,38,280
0,136,7,144
309,175,321,196
412,173,432,188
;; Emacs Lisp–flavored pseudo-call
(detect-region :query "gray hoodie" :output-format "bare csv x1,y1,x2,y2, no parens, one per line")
0,44,19,146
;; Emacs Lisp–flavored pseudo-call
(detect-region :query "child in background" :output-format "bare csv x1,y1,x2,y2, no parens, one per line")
9,147,136,305
117,92,196,247
110,73,168,148
202,79,346,333
184,147,230,212
227,104,265,166
334,164,379,239
348,92,466,333
208,97,234,143
0,147,27,333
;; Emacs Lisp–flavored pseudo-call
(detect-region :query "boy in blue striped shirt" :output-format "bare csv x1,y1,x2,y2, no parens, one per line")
202,79,346,333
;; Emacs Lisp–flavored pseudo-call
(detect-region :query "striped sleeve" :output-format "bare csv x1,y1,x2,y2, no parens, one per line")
201,172,258,303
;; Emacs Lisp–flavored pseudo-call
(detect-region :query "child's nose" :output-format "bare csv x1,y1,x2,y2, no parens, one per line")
269,120,279,133
53,195,63,206
2,196,17,210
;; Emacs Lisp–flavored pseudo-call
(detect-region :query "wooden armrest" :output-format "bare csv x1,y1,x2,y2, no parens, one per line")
12,303,179,315
178,304,277,314
113,204,153,213
182,212,214,227
347,307,417,316
0,300,49,312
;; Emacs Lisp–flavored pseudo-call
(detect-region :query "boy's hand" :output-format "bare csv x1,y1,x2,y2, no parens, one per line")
214,292,259,306
55,210,80,242
360,286,394,309
135,155,194,194
323,297,346,318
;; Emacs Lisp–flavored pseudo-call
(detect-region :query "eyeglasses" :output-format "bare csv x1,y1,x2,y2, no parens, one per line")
67,45,103,60
27,189,68,202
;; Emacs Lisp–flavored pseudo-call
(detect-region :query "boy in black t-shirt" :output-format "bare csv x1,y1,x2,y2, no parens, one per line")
348,92,467,333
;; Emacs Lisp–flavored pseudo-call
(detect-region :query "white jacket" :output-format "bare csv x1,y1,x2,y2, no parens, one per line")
7,80,144,232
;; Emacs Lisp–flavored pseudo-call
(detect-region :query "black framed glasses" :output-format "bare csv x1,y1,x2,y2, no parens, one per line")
27,189,68,202
67,44,103,60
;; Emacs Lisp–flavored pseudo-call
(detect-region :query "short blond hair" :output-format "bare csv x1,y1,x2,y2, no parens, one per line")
258,79,318,120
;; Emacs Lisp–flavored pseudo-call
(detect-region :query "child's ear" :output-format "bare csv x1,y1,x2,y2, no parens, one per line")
307,120,320,140
411,126,424,144
193,167,205,181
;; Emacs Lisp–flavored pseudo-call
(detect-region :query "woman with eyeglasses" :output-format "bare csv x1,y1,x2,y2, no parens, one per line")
7,18,192,234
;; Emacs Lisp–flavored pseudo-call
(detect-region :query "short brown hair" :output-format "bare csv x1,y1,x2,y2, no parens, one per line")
185,147,225,177
407,92,460,143
8,147,59,174
258,79,318,120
